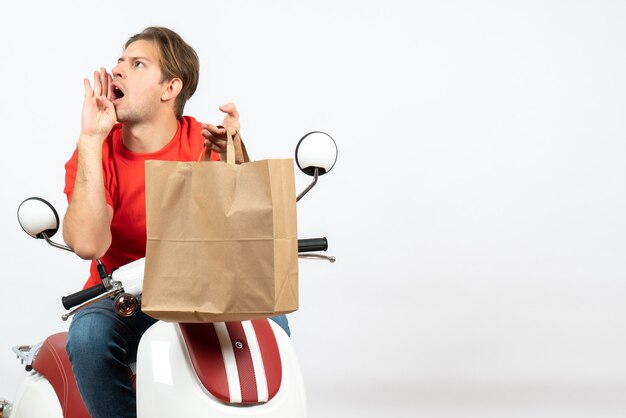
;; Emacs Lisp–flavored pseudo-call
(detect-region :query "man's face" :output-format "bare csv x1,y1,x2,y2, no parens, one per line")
110,40,167,124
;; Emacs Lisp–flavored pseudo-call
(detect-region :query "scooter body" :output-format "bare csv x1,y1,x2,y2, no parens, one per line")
7,318,305,418
137,320,306,417
10,373,63,418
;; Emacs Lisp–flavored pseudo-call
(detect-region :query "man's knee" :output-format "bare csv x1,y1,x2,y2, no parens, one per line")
66,305,119,363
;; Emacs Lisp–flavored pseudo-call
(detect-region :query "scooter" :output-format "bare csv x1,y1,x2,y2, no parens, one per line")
0,131,338,418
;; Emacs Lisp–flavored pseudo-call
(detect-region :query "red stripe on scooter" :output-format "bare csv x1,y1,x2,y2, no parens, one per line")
225,322,258,403
179,323,230,403
252,319,282,399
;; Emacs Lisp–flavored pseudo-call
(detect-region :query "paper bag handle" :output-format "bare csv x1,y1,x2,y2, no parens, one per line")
198,126,250,164
225,126,250,165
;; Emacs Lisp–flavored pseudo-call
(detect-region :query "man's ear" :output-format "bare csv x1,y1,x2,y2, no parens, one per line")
162,78,183,102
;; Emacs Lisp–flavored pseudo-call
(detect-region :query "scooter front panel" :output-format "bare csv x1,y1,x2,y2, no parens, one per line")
136,320,307,417
179,320,283,404
178,321,230,402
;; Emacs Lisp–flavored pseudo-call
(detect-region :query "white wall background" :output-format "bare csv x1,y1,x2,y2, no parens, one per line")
1,1,625,417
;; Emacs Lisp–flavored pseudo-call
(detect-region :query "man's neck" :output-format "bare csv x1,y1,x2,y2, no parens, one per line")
121,115,179,153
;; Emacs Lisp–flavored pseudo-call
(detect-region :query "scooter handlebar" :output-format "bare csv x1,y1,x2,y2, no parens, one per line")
62,283,108,310
298,238,328,252
60,238,327,310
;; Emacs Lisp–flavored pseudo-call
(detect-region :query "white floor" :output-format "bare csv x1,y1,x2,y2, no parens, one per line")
306,379,626,418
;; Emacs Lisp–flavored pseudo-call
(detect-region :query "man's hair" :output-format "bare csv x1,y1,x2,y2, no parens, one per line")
125,27,199,118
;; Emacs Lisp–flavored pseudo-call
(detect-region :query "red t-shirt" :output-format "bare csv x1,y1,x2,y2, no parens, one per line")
64,116,219,288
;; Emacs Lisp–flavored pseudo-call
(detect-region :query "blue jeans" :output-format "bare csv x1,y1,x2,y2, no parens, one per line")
66,299,290,418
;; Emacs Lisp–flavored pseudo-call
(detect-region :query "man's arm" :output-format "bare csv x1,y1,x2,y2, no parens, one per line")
63,68,117,260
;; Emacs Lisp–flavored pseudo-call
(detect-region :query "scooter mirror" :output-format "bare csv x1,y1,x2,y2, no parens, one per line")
17,197,60,239
295,131,338,176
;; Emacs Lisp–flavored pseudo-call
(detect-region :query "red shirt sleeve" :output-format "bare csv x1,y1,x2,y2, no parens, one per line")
63,143,115,207
63,149,79,203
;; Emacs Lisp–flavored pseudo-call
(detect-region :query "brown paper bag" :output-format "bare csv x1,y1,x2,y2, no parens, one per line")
142,129,298,322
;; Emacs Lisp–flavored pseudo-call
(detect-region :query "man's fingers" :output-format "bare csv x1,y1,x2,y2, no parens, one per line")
201,123,218,132
93,71,102,97
204,138,227,149
219,103,239,118
100,67,109,98
84,78,93,98
201,124,227,152
202,123,226,137
95,95,113,112
200,103,240,147
107,74,114,101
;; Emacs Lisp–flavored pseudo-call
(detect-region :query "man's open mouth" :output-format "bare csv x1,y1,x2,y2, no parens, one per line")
112,85,125,100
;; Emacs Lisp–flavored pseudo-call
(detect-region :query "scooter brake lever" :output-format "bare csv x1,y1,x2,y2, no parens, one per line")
61,289,121,321
298,253,336,263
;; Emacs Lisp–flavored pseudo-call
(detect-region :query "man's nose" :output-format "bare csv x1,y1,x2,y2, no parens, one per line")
112,63,125,79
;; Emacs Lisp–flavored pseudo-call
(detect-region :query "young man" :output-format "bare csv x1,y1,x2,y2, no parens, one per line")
62,27,289,418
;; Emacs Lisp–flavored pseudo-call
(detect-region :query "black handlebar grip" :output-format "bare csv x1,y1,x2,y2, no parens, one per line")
298,237,328,252
62,283,108,310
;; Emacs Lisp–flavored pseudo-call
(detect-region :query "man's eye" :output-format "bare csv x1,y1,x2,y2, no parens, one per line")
134,61,145,68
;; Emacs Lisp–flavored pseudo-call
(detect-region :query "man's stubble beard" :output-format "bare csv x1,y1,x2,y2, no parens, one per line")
115,103,149,125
